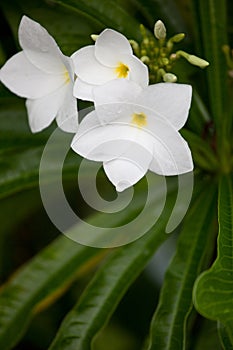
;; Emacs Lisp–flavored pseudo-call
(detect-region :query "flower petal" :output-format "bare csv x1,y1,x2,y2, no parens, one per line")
56,83,79,133
123,55,149,87
139,83,192,130
148,125,193,175
26,83,69,132
0,51,66,99
93,79,142,106
103,157,148,192
71,109,154,163
73,77,95,101
19,16,65,74
95,29,133,67
71,46,115,84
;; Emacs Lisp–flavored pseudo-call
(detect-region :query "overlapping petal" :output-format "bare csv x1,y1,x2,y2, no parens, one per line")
73,78,96,102
93,78,142,106
93,80,192,130
149,134,193,175
139,83,192,129
72,46,116,84
95,29,133,67
72,111,139,161
0,52,66,99
26,86,65,133
56,83,78,133
19,15,65,74
122,54,149,87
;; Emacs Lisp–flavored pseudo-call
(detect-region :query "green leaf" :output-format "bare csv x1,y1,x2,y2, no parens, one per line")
181,129,217,172
191,0,228,148
193,175,233,344
0,235,102,350
0,170,176,349
47,0,142,41
146,180,217,350
187,90,211,135
47,189,178,350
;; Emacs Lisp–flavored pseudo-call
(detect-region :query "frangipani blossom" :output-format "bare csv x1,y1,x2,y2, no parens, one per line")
72,29,149,101
71,80,193,192
0,16,78,133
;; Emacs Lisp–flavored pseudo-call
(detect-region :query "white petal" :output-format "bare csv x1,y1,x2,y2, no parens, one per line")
63,55,75,83
56,83,79,133
71,46,115,84
139,83,192,130
26,84,68,132
19,16,65,74
71,109,154,163
73,77,95,101
149,126,193,175
93,79,142,106
95,29,133,67
122,55,149,87
92,95,161,133
0,51,66,99
103,157,148,192
87,100,193,175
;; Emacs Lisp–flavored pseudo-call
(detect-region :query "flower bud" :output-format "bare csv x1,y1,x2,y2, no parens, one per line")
186,55,209,68
129,40,139,51
154,20,166,40
189,55,209,68
170,33,185,43
91,34,98,41
163,73,177,83
176,50,209,68
140,55,150,63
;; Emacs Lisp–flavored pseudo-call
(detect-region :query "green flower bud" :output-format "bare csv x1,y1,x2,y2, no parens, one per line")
187,55,209,68
170,33,185,43
140,55,150,63
163,73,177,83
176,50,209,68
129,40,140,55
91,34,98,41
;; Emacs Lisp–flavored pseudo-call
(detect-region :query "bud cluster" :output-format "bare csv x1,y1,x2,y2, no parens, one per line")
130,20,209,83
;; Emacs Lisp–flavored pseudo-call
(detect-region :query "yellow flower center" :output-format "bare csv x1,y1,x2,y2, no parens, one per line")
131,112,147,127
115,62,129,78
64,70,70,84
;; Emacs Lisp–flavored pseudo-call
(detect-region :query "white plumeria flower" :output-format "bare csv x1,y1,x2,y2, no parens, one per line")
71,79,193,192
71,29,149,101
0,16,78,133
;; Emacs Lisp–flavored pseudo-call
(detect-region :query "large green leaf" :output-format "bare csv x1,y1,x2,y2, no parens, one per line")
0,235,102,350
0,169,176,349
49,238,163,349
146,180,217,350
48,200,176,350
193,175,233,344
